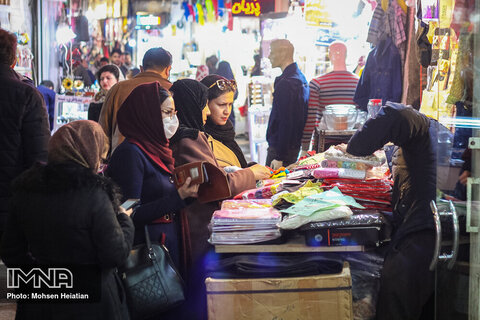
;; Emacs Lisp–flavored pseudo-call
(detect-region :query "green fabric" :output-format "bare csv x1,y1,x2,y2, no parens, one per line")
281,187,364,216
297,152,325,165
272,180,323,206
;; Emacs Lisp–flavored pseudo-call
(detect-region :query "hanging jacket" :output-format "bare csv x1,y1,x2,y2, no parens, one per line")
354,37,403,110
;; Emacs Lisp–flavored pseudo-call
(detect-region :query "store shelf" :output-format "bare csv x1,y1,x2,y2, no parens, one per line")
313,128,357,153
215,235,365,253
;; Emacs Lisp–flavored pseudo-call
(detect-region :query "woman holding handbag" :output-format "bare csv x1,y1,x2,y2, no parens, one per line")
107,81,198,273
1,120,134,320
169,79,270,319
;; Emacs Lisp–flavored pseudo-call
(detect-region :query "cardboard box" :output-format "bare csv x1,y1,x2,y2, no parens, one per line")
206,262,353,320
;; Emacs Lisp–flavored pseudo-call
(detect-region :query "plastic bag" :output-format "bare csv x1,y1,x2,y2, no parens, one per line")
277,205,353,230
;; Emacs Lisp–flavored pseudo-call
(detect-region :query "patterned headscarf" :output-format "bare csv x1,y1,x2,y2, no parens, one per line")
48,120,107,171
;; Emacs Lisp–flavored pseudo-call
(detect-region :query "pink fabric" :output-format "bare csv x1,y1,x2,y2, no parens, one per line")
195,65,209,81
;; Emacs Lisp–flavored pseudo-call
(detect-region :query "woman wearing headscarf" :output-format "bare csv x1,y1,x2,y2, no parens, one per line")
214,60,238,126
169,79,270,319
1,120,134,320
107,82,198,271
201,74,248,168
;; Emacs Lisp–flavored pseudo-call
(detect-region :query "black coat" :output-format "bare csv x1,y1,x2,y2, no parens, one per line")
347,102,436,243
0,163,134,320
0,64,50,233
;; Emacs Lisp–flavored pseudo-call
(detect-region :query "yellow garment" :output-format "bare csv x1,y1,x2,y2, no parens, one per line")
272,181,323,206
396,0,407,13
439,0,455,28
427,21,438,44
446,30,470,104
381,0,389,12
208,136,242,168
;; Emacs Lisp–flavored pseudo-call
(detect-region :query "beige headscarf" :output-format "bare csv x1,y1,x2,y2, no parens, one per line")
48,120,107,171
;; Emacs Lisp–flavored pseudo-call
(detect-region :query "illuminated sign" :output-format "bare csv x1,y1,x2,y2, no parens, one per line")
136,15,161,26
231,0,275,17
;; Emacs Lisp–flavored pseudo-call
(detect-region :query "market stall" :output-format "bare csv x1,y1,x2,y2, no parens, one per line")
203,144,392,320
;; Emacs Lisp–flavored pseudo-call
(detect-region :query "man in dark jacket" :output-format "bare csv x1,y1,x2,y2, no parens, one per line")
346,102,436,320
0,29,50,238
266,39,309,169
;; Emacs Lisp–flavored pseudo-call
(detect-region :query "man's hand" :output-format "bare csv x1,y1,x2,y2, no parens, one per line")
299,150,309,158
459,170,471,185
334,143,348,154
270,159,283,170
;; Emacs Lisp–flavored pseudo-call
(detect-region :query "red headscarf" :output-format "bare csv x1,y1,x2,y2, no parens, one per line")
117,82,175,173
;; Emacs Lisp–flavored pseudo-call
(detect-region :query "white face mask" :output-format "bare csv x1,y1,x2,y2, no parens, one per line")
163,114,179,139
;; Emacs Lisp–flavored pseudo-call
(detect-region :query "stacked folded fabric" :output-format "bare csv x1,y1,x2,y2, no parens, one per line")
209,200,282,245
321,178,393,211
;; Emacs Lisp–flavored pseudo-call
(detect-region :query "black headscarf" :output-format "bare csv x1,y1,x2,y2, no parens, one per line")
170,79,208,143
204,118,248,168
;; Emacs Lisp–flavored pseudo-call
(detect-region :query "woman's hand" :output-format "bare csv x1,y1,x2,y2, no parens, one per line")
118,206,133,216
178,177,199,199
248,164,271,181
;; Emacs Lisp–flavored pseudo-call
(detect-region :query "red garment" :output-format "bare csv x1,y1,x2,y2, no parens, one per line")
116,82,175,173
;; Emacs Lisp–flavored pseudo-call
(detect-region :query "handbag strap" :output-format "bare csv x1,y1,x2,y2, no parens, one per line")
144,225,156,260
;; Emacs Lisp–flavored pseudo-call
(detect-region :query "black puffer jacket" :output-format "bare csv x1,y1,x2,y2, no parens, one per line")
0,163,134,320
0,64,50,232
347,102,436,242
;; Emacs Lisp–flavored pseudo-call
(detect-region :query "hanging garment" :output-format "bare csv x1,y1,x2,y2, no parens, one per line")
401,5,421,108
73,15,89,42
354,37,403,110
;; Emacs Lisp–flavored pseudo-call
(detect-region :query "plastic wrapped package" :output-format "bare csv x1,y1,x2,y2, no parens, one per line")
221,199,272,209
304,212,386,229
337,252,384,320
278,205,353,230
313,168,367,180
271,180,323,206
324,146,386,167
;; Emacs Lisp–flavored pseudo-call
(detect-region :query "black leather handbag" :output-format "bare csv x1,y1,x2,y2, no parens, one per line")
119,225,185,320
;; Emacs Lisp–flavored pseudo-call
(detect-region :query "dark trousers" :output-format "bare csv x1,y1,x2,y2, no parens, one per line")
376,230,435,320
265,146,300,167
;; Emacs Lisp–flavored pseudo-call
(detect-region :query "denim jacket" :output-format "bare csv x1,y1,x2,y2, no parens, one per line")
354,37,403,110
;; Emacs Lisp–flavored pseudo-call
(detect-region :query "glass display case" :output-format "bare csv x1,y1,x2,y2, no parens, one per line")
247,77,272,164
53,95,92,132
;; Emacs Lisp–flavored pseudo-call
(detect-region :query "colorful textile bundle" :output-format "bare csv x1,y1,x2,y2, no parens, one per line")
221,199,272,209
313,168,367,180
324,146,386,167
209,207,282,244
321,178,393,211
320,159,370,171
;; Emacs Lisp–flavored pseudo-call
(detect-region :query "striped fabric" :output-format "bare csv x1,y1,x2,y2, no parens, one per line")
301,71,359,151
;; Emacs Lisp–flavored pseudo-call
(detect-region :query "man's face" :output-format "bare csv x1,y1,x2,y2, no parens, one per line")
124,54,132,66
111,53,121,66
268,44,281,69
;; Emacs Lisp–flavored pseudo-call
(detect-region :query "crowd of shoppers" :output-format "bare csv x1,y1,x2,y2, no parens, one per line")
0,24,446,320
